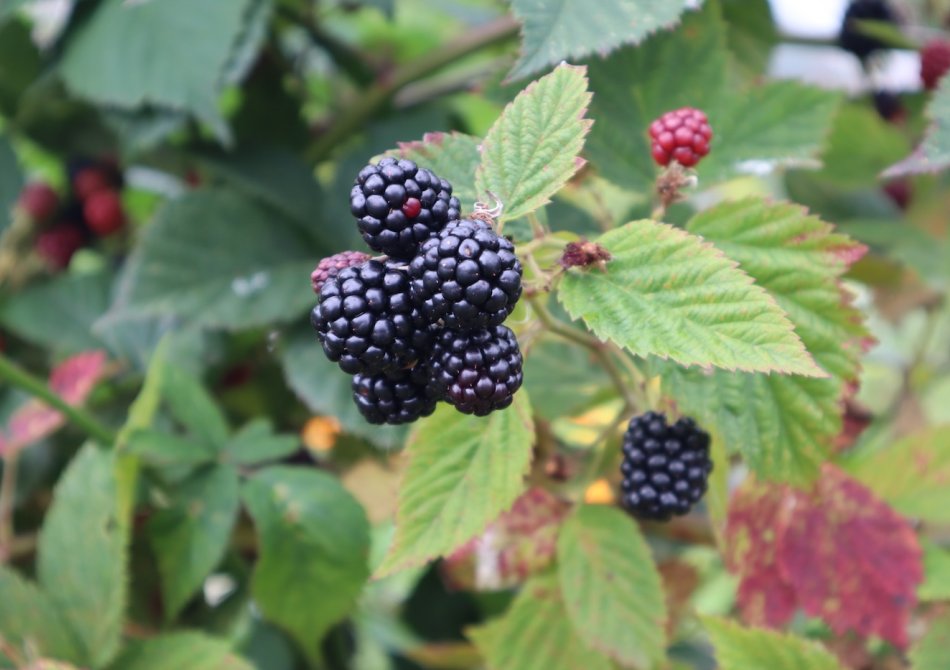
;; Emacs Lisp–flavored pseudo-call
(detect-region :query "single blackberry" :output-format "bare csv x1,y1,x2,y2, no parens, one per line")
872,91,903,123
838,0,896,62
350,157,461,259
620,412,713,522
409,218,522,331
921,40,950,91
352,365,437,425
17,182,59,223
311,250,371,294
428,325,523,416
311,259,433,375
648,108,713,168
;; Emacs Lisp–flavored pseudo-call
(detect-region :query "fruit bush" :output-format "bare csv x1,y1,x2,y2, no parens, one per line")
1,0,949,668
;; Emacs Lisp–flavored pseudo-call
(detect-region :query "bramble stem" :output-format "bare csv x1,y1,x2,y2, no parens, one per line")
0,452,17,564
0,354,116,446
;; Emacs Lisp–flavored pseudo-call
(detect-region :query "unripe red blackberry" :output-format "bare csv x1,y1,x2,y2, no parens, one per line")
83,189,125,236
428,325,523,416
72,166,113,201
311,251,372,294
921,40,950,91
648,108,712,168
350,157,461,259
620,412,713,522
18,182,59,223
352,365,437,425
35,224,84,269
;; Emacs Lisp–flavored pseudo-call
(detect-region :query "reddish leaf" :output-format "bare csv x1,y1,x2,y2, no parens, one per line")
442,487,569,591
726,465,923,648
0,351,109,456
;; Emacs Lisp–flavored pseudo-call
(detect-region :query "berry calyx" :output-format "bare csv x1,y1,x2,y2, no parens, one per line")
838,0,897,62
428,325,523,416
311,250,372,294
352,366,437,425
409,218,523,331
620,412,713,522
648,108,713,168
17,182,59,223
83,189,126,236
35,224,84,270
921,39,950,91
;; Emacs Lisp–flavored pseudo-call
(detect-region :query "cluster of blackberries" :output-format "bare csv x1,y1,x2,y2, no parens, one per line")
310,157,524,425
619,412,713,521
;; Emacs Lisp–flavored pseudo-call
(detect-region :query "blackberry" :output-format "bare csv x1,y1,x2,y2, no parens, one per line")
620,412,713,522
428,325,523,416
350,157,461,259
409,218,522,331
872,91,903,123
352,365,437,425
838,0,896,62
649,108,713,168
311,259,433,375
311,250,371,294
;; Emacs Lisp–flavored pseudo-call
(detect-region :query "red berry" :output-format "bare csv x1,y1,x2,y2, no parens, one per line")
73,167,112,201
35,224,84,269
18,182,59,223
401,197,422,218
921,40,950,91
83,189,126,236
648,107,713,168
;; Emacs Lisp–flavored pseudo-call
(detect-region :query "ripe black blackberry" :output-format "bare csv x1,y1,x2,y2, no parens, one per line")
311,259,432,375
409,218,522,331
620,412,713,522
838,0,896,62
428,325,523,416
352,365,437,425
350,157,461,259
311,250,371,294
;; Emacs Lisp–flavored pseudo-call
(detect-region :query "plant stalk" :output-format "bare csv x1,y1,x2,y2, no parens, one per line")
0,452,17,564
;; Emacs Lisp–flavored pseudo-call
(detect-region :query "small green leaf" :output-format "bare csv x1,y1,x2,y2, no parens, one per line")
391,132,481,207
376,393,535,577
0,566,81,664
911,613,950,670
127,429,218,466
508,0,690,80
468,572,613,670
703,616,845,670
919,540,950,602
558,219,824,377
37,445,125,668
557,505,666,668
242,466,370,664
149,465,240,620
225,419,299,465
161,366,230,446
110,631,253,670
475,64,592,222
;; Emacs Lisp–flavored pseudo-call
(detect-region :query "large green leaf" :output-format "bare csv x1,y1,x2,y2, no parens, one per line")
391,132,481,207
468,573,613,670
0,567,81,664
148,465,240,620
922,75,950,170
110,189,316,330
523,338,611,419
721,0,776,76
110,632,253,670
242,466,370,664
657,198,868,483
37,445,125,668
59,0,255,141
557,505,666,668
703,617,845,670
558,219,823,377
475,64,591,222
813,103,910,187
911,613,950,670
508,0,690,80
161,365,230,446
376,393,535,577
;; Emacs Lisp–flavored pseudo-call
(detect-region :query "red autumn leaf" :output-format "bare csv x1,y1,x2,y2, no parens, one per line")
0,351,110,456
726,465,922,649
442,487,570,591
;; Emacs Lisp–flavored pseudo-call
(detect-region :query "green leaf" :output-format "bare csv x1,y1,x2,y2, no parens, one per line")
656,198,869,483
911,613,950,670
0,566,81,664
149,465,240,620
225,419,298,465
242,466,370,664
558,219,824,377
111,189,316,330
110,632,253,670
469,572,613,670
703,616,845,670
923,76,950,170
557,505,666,668
475,64,592,222
523,338,611,419
37,445,125,668
376,393,535,577
508,0,690,80
161,366,230,447
919,540,950,602
813,103,910,187
59,0,255,141
848,425,950,523
0,133,23,232
0,18,40,119
722,0,776,76
127,429,218,466
391,132,481,207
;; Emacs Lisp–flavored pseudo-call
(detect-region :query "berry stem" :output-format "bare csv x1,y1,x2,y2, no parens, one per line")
526,212,547,239
0,353,117,447
0,451,17,564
